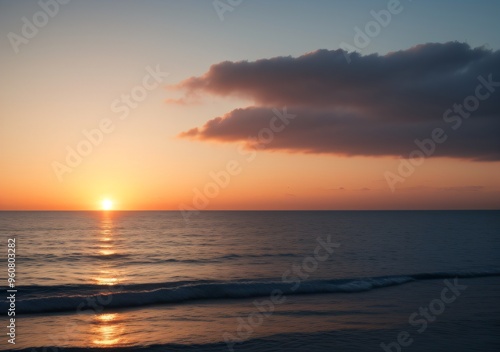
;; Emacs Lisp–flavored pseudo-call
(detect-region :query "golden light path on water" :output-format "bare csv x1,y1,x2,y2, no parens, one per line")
94,211,120,285
91,211,127,347
92,313,126,346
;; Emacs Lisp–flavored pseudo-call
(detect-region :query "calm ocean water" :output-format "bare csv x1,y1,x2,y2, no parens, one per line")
1,210,500,351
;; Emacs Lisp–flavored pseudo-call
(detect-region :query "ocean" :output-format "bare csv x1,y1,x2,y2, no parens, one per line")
1,210,499,351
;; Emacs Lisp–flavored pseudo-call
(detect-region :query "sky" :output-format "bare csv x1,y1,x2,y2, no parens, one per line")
0,0,499,210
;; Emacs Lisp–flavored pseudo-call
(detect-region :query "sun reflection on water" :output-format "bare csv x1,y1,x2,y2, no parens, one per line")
94,271,119,286
92,313,125,346
89,213,128,347
98,249,116,256
93,212,123,286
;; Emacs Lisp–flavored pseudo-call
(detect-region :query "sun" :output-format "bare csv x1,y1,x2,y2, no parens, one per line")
101,199,113,211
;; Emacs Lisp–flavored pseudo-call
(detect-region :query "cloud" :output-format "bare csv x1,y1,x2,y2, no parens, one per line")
175,42,500,160
327,187,345,191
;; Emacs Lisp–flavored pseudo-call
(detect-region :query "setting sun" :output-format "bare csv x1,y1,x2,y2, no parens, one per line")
102,199,113,211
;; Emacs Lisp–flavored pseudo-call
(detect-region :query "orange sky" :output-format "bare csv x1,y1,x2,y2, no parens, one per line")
1,1,499,210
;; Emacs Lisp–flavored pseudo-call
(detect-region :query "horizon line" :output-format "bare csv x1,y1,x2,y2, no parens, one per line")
0,209,499,212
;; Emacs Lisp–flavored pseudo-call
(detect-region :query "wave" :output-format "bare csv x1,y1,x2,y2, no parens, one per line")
14,252,301,264
6,269,500,315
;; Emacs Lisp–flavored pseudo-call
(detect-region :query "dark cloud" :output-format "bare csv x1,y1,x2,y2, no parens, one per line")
175,42,500,160
327,187,345,191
